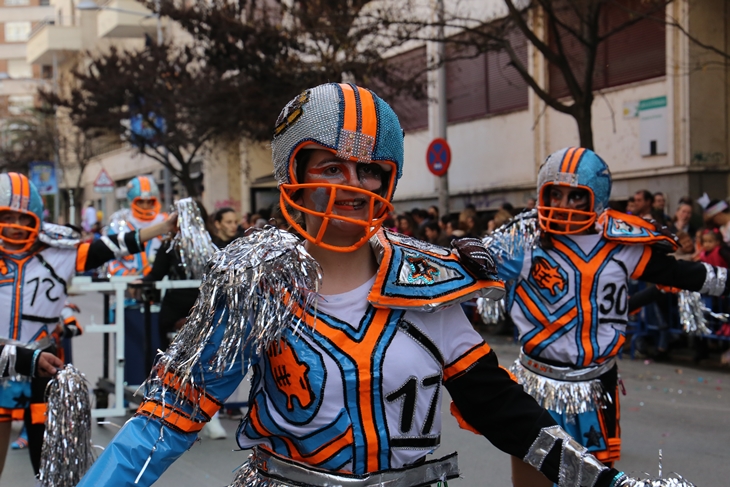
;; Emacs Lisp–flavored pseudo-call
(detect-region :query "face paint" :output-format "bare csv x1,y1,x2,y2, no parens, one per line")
311,187,331,213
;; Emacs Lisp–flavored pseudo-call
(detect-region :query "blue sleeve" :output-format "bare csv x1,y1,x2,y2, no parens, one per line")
78,306,253,487
496,245,526,282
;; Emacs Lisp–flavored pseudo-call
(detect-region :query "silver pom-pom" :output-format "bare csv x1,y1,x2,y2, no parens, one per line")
617,474,696,487
172,197,218,279
482,210,539,263
145,226,322,417
39,365,95,487
229,458,292,487
476,296,506,325
678,290,726,335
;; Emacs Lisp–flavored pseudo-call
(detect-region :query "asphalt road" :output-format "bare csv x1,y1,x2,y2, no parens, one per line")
3,292,729,486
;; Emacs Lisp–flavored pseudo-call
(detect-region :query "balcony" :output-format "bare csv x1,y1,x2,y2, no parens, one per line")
97,0,162,38
26,21,82,66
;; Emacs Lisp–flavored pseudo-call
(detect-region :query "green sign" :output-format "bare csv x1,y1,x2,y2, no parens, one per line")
638,96,667,111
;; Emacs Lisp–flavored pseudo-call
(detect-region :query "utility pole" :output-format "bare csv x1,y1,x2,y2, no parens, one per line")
428,0,449,216
156,0,173,208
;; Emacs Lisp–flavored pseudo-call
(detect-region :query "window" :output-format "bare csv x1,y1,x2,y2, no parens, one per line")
4,0,30,5
388,29,529,131
8,95,34,115
549,1,666,98
4,21,32,42
445,28,528,122
7,59,32,79
384,46,429,133
41,65,53,79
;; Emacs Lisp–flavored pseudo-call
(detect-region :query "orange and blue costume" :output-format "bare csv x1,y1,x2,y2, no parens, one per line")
498,148,728,467
0,172,149,475
105,175,166,277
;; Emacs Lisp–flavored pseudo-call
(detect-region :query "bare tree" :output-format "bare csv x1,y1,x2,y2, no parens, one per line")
43,42,243,197
380,0,673,149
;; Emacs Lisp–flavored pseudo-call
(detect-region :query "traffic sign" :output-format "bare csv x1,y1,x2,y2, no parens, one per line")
93,168,115,194
426,138,451,177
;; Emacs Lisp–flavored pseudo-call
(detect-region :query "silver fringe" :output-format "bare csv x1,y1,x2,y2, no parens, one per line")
482,210,539,263
172,197,218,279
476,296,506,325
144,226,322,418
38,365,95,487
677,290,726,335
229,459,296,487
510,360,610,416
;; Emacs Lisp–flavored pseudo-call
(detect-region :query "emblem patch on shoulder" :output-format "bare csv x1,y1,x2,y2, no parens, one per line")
406,255,440,284
274,90,310,137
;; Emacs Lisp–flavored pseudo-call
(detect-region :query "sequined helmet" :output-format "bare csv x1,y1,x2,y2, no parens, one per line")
272,83,404,252
126,175,161,221
0,172,44,253
537,147,612,234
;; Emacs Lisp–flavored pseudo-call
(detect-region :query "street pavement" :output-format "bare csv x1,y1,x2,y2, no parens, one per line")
3,292,729,486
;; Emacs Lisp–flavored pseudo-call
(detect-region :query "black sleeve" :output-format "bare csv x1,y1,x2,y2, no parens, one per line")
628,285,663,313
142,240,172,282
445,350,624,486
2,345,35,377
444,351,561,478
82,231,145,271
637,250,708,291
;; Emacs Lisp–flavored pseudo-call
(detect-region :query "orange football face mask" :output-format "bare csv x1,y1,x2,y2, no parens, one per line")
537,184,596,235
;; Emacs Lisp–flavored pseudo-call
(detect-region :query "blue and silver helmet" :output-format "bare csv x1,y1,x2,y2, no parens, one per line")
537,147,612,234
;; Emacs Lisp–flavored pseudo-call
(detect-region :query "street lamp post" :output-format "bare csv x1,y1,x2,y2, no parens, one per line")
77,0,173,209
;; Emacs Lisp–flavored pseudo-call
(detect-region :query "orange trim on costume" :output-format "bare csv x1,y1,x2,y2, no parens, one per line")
552,239,619,366
249,402,354,466
160,371,222,420
559,147,576,173
449,402,480,435
75,242,91,272
0,279,12,285
8,173,21,207
500,365,518,382
443,342,492,382
356,87,378,139
10,255,31,340
338,84,358,133
368,231,505,310
519,286,579,356
567,148,585,173
30,403,47,425
290,302,390,472
0,408,14,423
11,408,23,421
630,246,653,280
139,176,151,193
136,400,206,434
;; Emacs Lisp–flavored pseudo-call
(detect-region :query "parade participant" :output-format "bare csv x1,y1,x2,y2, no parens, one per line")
0,172,177,478
79,85,681,487
489,147,727,487
106,175,167,276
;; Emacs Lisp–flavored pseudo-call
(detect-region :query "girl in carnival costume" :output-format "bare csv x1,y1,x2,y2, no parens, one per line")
79,85,686,487
0,172,177,478
488,147,726,486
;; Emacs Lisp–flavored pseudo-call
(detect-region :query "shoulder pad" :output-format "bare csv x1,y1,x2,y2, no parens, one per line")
367,230,504,312
38,223,81,249
597,209,678,252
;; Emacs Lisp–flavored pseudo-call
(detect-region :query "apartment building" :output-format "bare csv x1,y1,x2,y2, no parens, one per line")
384,0,730,214
0,0,53,126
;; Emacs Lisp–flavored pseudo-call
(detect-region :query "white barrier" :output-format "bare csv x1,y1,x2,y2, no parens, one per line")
69,276,201,418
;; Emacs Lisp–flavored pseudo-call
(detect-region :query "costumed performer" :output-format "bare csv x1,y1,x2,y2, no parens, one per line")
488,147,725,486
0,172,177,478
79,84,681,487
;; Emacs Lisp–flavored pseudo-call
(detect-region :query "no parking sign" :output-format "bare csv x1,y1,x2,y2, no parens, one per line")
426,138,451,177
